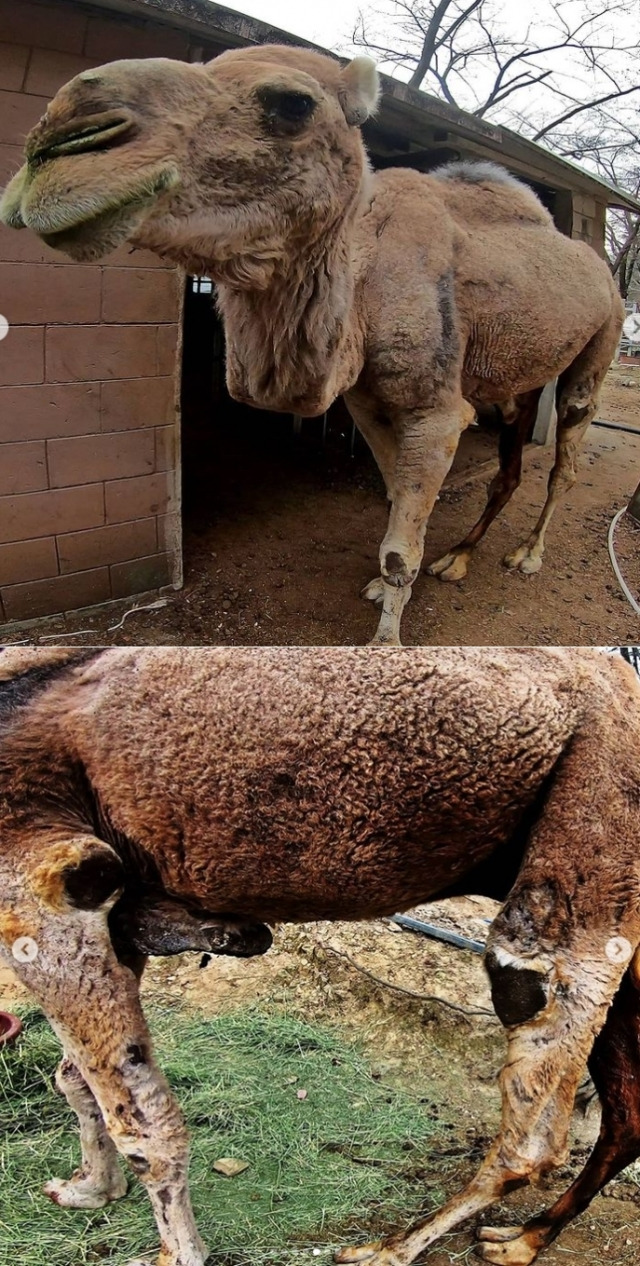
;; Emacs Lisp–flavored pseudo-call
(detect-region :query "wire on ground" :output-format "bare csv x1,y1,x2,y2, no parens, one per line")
608,505,640,616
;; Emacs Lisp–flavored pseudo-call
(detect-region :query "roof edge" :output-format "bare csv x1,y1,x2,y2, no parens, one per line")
43,0,640,214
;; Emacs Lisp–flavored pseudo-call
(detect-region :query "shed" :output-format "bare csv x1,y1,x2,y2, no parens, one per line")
1,0,638,626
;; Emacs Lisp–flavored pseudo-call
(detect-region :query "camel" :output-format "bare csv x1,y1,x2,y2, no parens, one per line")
2,645,640,1266
0,46,624,644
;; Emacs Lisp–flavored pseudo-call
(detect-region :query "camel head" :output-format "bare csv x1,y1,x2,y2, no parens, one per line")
0,46,380,286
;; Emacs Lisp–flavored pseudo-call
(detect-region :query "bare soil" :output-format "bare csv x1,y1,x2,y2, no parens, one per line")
7,365,639,649
3,899,639,1264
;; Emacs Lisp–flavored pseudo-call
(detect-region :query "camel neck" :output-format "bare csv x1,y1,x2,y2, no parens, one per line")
217,225,365,417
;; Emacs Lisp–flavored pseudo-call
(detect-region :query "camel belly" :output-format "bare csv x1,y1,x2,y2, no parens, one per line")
58,648,582,927
458,231,613,399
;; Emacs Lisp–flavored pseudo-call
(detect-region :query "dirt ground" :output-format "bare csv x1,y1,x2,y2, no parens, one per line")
5,364,639,649
3,899,640,1266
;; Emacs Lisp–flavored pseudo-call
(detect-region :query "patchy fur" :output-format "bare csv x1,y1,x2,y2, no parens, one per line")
29,839,101,912
2,647,640,1266
432,159,527,187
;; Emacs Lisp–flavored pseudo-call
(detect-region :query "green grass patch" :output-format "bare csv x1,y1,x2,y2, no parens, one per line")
0,1007,443,1266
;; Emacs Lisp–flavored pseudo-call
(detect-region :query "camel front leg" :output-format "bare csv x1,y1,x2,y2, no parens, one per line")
478,962,640,1265
0,834,207,1266
369,399,463,645
344,387,397,500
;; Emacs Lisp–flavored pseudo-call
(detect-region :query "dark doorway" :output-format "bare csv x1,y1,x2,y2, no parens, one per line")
179,278,379,594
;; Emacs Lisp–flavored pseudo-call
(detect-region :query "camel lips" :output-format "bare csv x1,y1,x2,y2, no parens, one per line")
30,116,134,164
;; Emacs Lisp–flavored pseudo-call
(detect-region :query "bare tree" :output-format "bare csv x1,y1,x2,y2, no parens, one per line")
352,0,640,287
353,1,639,132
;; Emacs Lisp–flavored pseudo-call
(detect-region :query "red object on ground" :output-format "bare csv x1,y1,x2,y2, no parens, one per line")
0,1011,22,1045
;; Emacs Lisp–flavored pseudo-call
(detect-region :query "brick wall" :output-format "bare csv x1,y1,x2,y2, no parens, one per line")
0,0,192,625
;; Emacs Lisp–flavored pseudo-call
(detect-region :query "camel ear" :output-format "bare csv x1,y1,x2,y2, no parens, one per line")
339,57,380,126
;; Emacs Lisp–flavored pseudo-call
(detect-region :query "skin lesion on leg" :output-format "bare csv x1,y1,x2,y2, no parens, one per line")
28,836,125,913
335,922,637,1266
479,959,640,1264
1,836,208,1266
44,1057,128,1209
367,581,412,647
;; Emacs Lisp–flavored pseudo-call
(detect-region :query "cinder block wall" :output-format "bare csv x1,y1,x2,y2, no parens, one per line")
0,0,189,624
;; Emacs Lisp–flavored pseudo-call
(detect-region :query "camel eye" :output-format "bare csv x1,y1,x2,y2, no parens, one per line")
257,88,316,134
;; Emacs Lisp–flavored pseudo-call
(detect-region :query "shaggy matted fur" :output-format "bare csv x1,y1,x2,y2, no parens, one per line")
0,47,624,642
2,646,640,1266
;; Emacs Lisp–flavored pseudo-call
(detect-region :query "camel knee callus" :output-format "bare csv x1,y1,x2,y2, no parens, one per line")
0,47,623,645
485,950,550,1027
63,846,126,911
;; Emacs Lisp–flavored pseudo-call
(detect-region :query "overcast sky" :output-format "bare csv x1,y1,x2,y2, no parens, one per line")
218,0,638,160
222,0,366,54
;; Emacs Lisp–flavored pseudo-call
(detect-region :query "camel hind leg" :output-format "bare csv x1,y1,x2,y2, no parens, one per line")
505,310,622,575
335,916,637,1266
428,390,540,582
477,961,640,1264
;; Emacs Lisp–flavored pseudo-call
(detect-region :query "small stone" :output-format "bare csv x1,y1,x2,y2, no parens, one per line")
213,1157,250,1177
297,1088,308,1100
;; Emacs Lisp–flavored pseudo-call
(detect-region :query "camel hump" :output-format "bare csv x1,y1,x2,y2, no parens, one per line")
432,160,525,188
432,159,552,226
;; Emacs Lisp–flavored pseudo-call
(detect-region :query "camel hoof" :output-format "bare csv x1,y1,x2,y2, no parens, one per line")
516,555,542,576
475,1228,539,1265
427,551,469,582
361,577,385,605
43,1172,127,1208
503,548,543,575
478,1227,525,1243
335,1243,402,1265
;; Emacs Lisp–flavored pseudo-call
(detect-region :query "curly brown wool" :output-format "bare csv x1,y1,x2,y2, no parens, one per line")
2,646,640,1266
